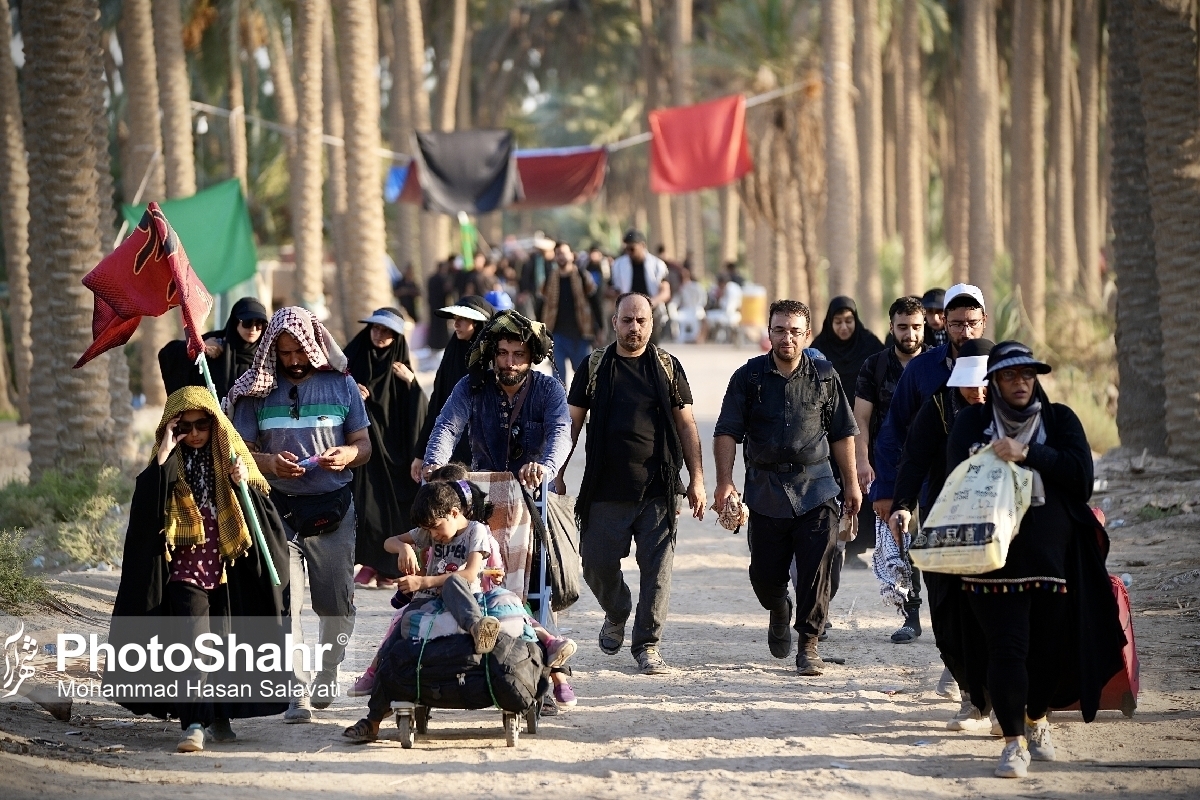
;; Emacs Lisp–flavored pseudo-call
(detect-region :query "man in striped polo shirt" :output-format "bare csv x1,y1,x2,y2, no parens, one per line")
229,307,371,723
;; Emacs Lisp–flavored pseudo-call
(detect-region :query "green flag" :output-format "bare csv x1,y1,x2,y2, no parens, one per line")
121,179,257,294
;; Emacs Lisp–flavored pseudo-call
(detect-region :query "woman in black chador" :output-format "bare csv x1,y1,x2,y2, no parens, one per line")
109,387,290,753
345,308,427,588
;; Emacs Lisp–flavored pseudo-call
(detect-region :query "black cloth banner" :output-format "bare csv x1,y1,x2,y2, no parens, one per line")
411,129,524,215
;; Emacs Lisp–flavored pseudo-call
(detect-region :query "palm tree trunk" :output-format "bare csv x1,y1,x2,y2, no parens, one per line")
1132,0,1200,461
336,0,391,323
1108,0,1165,453
1075,0,1102,306
23,0,121,473
293,0,326,317
0,0,31,420
227,0,249,194
897,0,925,295
1048,0,1079,292
323,4,349,341
823,0,859,303
671,0,705,278
268,13,299,163
949,66,971,284
719,185,740,268
437,0,468,133
853,0,883,329
882,34,899,241
638,0,675,258
397,0,443,277
964,0,995,301
152,0,196,199
386,1,419,280
1011,0,1047,339
119,0,170,408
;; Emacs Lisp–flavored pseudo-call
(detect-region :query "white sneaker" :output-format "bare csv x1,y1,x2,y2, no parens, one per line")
947,699,992,731
990,709,1004,737
176,723,205,753
1024,717,1056,761
936,667,962,702
995,737,1031,778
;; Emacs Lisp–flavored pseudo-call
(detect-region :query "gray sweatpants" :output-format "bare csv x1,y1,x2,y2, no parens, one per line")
285,499,357,683
581,496,675,656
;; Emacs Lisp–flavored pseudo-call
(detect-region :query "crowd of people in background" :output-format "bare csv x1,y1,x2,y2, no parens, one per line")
134,228,1126,781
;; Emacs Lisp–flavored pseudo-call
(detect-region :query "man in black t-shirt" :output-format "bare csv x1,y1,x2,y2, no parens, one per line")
556,292,706,675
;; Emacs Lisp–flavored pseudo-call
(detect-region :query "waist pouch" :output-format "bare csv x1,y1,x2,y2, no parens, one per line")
375,632,547,712
274,484,353,538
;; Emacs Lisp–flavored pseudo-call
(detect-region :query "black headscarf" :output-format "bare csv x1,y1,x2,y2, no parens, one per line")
208,297,267,398
811,296,885,391
345,318,427,577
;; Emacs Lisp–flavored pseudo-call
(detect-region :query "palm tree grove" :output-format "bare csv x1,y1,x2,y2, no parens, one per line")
0,0,1197,797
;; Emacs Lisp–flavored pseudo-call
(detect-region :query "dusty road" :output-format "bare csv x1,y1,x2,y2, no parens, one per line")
2,343,1198,799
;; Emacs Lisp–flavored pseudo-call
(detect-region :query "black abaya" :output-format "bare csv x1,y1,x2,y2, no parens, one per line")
810,296,885,393
413,327,479,466
345,326,428,577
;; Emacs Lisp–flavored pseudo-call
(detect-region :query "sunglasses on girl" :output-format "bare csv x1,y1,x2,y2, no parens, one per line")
239,318,267,330
176,417,213,435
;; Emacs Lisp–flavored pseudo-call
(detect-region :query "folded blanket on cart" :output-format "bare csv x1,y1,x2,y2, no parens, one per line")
398,588,536,642
468,471,534,599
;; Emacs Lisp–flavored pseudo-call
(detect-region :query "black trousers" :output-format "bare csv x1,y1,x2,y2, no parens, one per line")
166,580,229,729
747,502,838,642
968,589,1068,737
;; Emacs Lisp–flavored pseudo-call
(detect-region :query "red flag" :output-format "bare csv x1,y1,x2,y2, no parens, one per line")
74,202,212,369
513,147,608,208
648,94,754,194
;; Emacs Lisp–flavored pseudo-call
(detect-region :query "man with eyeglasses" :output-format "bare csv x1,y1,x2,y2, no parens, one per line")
228,307,372,724
713,299,861,676
556,292,706,675
609,229,671,344
870,283,987,650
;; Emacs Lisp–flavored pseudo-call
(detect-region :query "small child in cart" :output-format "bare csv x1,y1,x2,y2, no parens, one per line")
342,477,575,742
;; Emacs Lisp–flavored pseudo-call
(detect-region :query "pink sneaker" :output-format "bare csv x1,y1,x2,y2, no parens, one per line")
353,566,377,588
553,680,577,707
347,669,376,697
544,637,578,669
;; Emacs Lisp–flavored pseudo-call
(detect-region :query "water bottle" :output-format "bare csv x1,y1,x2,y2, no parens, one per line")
1120,573,1133,588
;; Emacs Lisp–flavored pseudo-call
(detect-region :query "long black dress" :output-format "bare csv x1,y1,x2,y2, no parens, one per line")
946,396,1126,718
345,327,427,578
413,326,479,467
108,459,291,721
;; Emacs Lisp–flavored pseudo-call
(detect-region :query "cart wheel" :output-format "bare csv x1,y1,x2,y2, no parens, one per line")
397,712,415,749
414,706,430,734
504,712,519,748
525,707,539,734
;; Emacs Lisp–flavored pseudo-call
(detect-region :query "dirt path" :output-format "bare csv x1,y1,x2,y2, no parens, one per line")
2,344,1198,799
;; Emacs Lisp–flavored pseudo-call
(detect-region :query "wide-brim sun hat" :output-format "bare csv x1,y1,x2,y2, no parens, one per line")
359,307,407,336
435,295,495,322
946,338,995,387
985,340,1052,379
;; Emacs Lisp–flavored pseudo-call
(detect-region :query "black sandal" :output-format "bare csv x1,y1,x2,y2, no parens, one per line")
342,718,379,743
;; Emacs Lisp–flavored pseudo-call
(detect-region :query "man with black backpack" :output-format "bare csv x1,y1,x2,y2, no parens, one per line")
713,299,861,676
555,292,706,676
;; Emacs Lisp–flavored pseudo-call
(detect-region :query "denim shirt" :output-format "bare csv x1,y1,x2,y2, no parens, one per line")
424,370,570,478
715,353,858,518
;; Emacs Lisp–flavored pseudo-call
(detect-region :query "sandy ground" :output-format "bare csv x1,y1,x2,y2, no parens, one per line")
2,343,1198,799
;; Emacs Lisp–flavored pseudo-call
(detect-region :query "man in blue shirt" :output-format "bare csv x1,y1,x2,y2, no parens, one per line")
871,284,987,644
229,307,371,723
423,310,570,490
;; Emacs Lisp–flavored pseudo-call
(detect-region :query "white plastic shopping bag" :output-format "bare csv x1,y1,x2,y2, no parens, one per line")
910,443,1034,575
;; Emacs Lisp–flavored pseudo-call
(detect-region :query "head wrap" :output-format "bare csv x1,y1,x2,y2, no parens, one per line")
224,306,347,411
151,387,270,562
810,296,884,388
466,309,553,371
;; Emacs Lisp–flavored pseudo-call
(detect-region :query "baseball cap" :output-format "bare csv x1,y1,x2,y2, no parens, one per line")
232,298,268,323
623,229,647,245
946,338,995,387
944,283,986,312
921,288,946,311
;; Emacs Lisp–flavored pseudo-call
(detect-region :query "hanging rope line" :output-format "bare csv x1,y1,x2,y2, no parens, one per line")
190,81,804,165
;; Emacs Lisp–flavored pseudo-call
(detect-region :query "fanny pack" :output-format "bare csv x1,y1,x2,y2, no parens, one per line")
274,484,353,538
